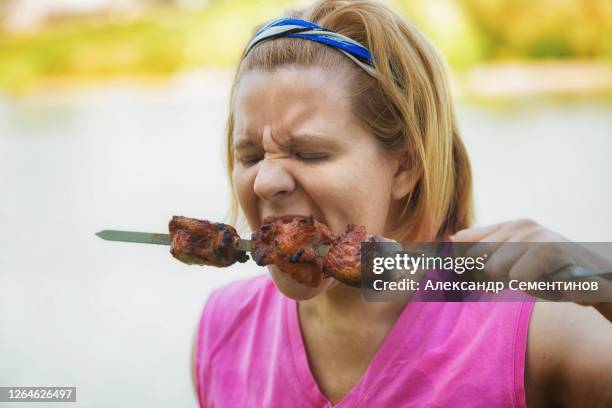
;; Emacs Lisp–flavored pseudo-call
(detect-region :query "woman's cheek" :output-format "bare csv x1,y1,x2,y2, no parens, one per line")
318,166,391,235
233,166,259,228
293,175,348,232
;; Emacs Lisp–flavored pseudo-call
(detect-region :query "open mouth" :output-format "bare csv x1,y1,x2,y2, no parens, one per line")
254,214,333,287
262,214,314,225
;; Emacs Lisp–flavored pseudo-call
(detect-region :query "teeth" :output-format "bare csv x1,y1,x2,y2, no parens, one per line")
263,214,311,224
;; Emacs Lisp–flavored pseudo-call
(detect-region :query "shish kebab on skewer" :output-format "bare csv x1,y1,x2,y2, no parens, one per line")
168,215,393,287
96,216,612,286
95,214,390,287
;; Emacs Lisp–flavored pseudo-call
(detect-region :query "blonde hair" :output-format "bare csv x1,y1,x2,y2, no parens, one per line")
226,0,473,241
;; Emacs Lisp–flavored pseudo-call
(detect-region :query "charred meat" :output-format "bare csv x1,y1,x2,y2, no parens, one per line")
169,216,248,267
251,215,333,287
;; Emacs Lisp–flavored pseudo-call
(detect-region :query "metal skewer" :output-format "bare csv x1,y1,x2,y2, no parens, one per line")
95,230,612,280
95,230,330,256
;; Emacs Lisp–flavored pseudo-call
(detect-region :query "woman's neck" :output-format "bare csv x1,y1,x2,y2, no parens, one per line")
299,281,408,329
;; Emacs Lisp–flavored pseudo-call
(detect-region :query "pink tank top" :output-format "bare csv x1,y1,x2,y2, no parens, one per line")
195,275,534,407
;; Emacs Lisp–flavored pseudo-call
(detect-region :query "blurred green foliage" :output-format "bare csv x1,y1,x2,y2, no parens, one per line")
0,0,295,92
398,0,612,69
0,0,611,93
460,0,612,59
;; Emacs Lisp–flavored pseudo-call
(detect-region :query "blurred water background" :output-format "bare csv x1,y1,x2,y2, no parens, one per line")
1,0,612,407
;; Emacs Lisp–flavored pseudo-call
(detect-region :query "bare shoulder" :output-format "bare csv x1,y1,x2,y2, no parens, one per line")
526,302,612,407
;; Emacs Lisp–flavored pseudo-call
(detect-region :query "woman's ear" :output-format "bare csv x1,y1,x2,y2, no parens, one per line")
391,152,420,200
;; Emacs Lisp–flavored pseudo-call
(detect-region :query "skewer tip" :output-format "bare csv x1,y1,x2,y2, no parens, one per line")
95,230,109,240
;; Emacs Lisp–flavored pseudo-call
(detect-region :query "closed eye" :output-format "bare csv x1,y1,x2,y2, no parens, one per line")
236,151,328,165
238,154,263,165
295,152,329,162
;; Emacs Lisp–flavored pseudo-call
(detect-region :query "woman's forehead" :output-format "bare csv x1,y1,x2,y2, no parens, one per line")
237,66,349,99
233,67,355,144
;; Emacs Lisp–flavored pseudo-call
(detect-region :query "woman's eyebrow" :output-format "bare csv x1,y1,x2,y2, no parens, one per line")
233,139,260,151
233,131,340,150
290,132,322,141
290,132,341,147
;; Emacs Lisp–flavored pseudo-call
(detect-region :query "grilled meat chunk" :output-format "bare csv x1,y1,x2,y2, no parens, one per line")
169,216,248,267
322,224,368,287
323,225,404,287
251,215,333,287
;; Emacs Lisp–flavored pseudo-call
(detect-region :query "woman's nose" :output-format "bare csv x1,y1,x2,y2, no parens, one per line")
253,158,296,202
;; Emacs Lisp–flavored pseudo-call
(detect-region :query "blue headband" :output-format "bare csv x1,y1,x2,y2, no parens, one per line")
244,18,376,77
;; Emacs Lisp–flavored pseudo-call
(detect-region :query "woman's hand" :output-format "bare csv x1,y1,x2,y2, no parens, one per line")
452,218,612,323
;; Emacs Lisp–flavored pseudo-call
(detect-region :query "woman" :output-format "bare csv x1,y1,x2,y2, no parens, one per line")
193,0,612,406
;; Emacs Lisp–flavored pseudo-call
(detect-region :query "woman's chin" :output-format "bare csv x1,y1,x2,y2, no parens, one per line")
267,265,335,300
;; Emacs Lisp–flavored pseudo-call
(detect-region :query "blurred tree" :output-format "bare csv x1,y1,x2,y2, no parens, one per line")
397,0,485,70
459,0,612,60
1,0,611,93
